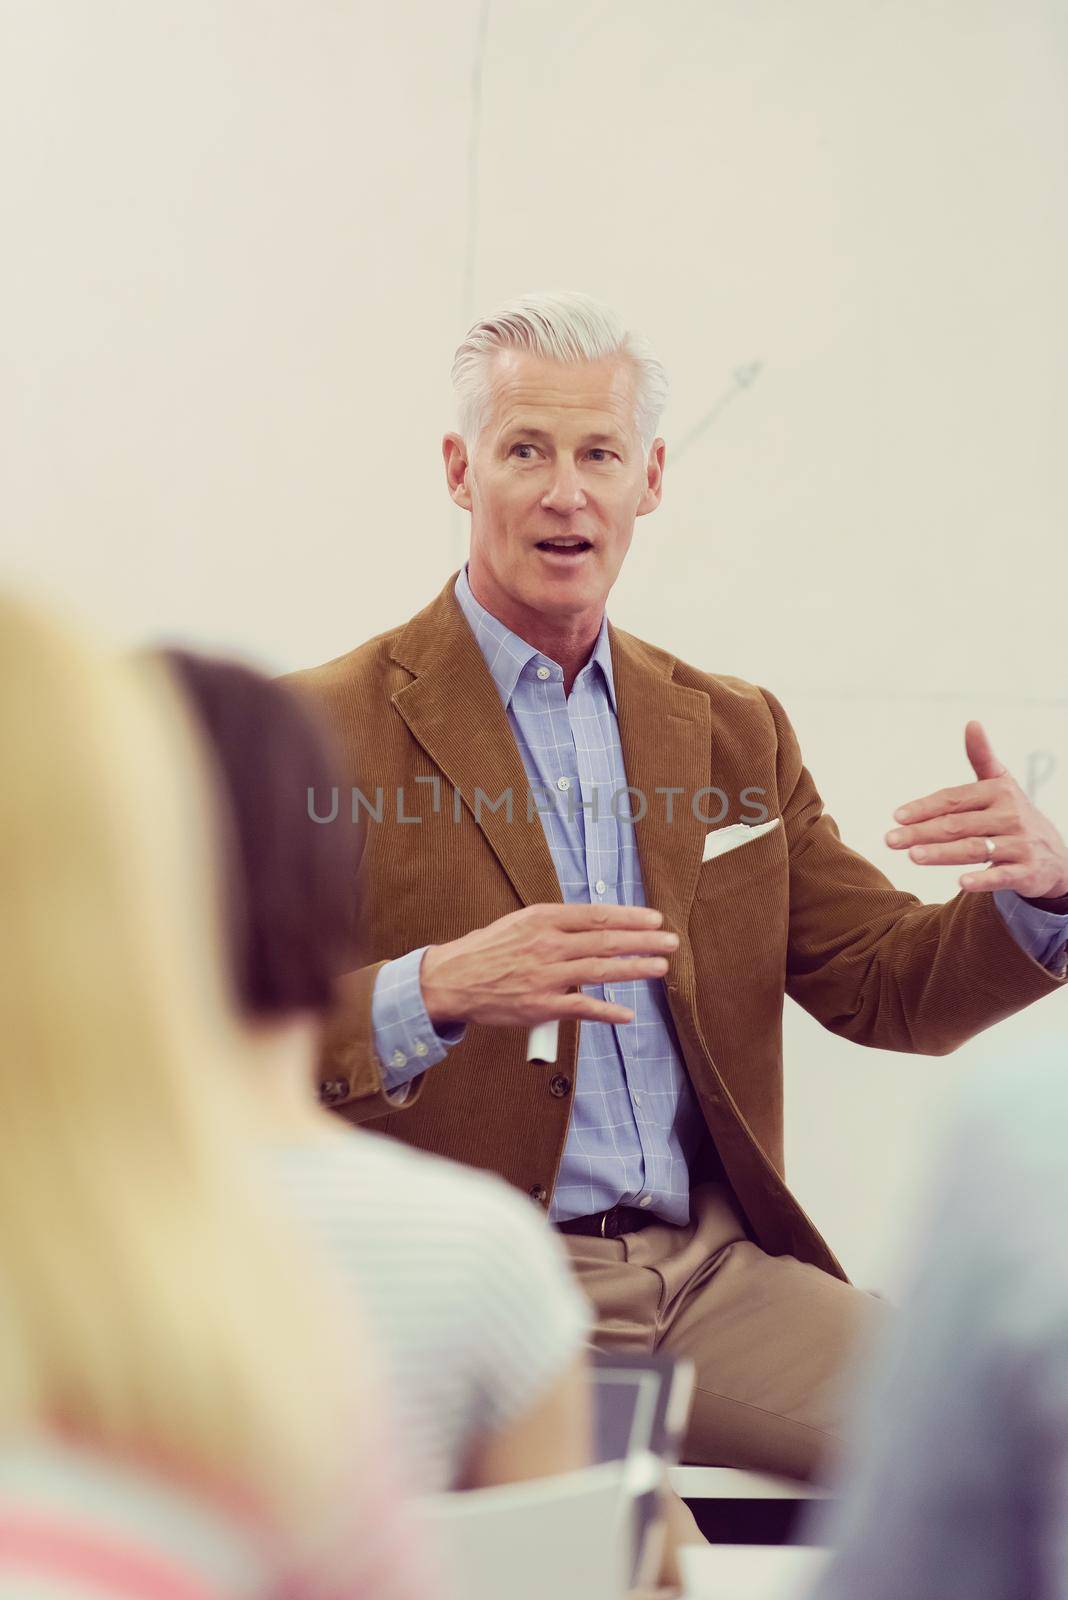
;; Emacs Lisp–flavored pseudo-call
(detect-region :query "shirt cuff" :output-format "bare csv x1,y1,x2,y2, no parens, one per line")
371,947,467,1095
993,889,1068,976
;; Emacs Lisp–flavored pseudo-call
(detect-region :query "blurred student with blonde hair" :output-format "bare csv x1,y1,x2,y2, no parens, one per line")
0,593,432,1599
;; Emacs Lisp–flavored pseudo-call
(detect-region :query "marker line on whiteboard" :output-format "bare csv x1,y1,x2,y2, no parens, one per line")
672,361,763,464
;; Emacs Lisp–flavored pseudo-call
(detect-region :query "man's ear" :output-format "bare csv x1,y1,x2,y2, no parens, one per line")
636,438,666,517
443,433,472,511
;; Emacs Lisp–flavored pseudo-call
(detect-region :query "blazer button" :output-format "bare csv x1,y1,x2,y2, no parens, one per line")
529,1185,548,1205
549,1074,572,1098
318,1078,350,1106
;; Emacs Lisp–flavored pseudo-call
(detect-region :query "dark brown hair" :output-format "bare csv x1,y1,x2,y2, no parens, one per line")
159,649,352,1020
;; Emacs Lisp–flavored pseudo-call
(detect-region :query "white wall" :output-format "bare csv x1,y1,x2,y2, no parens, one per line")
4,0,1066,1286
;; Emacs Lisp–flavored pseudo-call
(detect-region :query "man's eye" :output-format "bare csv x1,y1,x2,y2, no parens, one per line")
587,449,616,463
510,443,536,459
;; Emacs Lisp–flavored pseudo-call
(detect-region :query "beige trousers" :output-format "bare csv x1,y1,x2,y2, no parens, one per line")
560,1181,887,1483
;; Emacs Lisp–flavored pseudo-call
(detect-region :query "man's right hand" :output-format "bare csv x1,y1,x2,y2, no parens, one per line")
419,902,679,1029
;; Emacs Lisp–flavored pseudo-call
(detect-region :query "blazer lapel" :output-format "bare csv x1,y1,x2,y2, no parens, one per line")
389,577,713,925
389,575,564,909
609,625,710,933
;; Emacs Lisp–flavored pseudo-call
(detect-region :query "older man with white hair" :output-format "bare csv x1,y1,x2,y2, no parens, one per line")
287,290,1068,1483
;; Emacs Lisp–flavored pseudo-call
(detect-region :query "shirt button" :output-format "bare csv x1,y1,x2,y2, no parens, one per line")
413,1041,428,1058
605,986,614,1002
632,1092,642,1107
594,879,607,895
556,776,571,792
391,1048,407,1068
639,1195,652,1209
536,665,551,680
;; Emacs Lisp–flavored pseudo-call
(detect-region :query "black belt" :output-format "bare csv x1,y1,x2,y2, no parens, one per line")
557,1202,657,1240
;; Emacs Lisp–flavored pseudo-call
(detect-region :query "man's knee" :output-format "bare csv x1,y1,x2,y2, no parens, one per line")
670,1257,890,1480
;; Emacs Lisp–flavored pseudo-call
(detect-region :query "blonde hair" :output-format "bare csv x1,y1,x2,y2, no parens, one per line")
451,288,669,450
0,591,361,1528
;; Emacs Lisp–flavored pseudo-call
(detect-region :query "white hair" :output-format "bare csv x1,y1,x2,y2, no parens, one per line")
451,289,669,453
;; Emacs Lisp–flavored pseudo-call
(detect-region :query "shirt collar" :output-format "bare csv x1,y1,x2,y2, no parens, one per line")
454,563,617,714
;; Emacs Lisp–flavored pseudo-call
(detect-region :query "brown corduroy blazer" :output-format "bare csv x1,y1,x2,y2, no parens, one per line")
284,573,1065,1280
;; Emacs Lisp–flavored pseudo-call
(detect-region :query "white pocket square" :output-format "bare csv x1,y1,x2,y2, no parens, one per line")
701,816,781,864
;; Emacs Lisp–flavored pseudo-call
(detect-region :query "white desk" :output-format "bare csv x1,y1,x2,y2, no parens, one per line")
670,1466,832,1502
680,1543,830,1600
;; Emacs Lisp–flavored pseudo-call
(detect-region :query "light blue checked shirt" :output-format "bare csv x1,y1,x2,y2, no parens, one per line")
372,565,1068,1224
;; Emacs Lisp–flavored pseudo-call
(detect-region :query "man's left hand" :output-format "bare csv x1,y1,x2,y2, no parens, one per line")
885,720,1068,904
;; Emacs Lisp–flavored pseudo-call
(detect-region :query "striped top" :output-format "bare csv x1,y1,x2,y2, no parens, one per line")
271,1128,591,1493
0,1429,431,1599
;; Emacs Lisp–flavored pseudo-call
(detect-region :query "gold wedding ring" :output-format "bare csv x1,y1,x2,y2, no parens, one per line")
984,837,997,862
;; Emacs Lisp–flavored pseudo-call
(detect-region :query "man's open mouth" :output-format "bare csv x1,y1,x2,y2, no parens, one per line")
535,539,593,555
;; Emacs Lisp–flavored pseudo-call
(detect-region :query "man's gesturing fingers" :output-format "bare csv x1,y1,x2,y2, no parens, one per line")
964,719,1009,783
419,900,676,1030
553,990,637,1026
548,902,664,931
886,807,1017,853
553,927,680,961
542,953,672,990
889,777,1007,833
889,721,1015,837
879,720,1068,900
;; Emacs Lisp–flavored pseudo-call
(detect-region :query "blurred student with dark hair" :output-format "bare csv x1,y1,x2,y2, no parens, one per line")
806,1035,1068,1600
161,648,593,1495
0,595,431,1599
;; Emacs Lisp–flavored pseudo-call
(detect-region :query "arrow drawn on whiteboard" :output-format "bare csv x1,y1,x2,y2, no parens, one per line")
672,361,763,464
